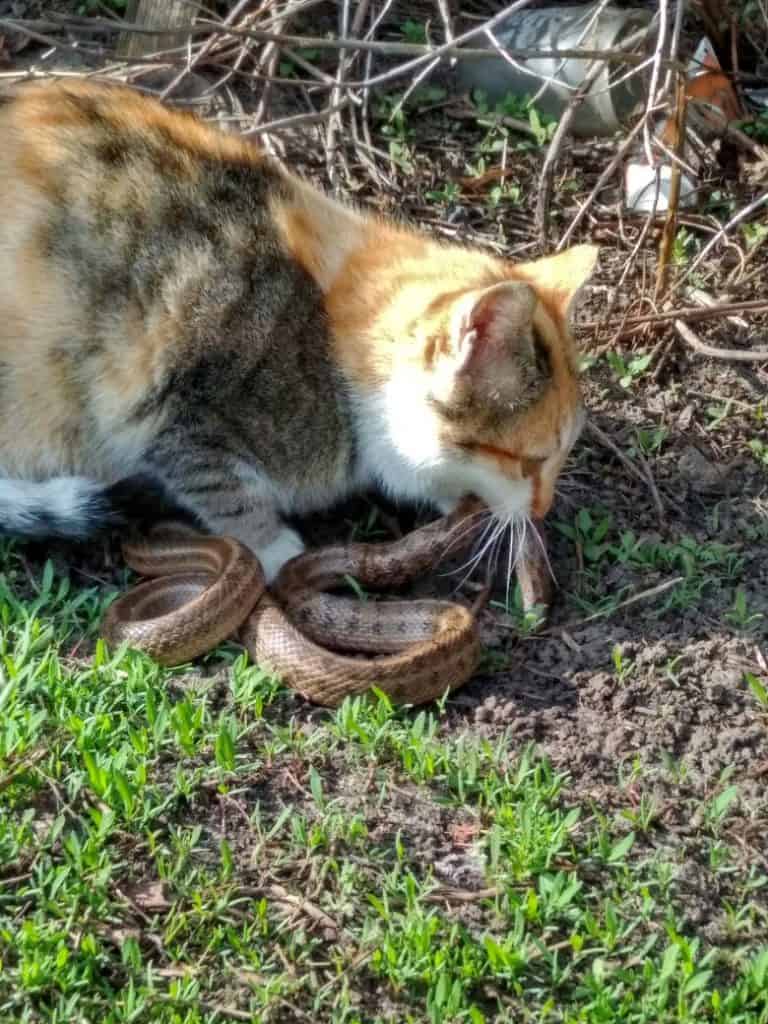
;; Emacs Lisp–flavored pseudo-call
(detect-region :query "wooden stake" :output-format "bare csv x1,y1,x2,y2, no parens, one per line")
654,73,687,299
118,0,192,59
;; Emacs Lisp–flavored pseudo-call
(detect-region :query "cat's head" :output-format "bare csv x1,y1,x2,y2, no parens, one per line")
376,244,598,522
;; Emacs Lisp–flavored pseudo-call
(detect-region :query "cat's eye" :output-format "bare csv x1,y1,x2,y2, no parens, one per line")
461,442,547,477
461,441,518,464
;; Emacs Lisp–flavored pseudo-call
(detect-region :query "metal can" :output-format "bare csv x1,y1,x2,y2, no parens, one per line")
456,4,653,137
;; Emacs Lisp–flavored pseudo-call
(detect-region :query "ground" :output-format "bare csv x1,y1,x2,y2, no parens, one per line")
0,5,767,1022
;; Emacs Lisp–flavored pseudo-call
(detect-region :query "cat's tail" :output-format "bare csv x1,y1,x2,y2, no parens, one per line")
0,474,198,540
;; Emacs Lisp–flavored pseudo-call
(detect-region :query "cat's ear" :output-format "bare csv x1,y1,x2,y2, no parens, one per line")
448,280,537,375
510,244,599,321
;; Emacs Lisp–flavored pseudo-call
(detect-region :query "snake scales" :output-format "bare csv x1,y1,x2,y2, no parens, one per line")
101,497,550,707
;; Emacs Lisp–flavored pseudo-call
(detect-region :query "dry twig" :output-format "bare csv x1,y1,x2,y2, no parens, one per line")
674,320,768,362
551,576,686,633
586,422,665,526
535,58,604,246
675,192,768,290
583,299,768,331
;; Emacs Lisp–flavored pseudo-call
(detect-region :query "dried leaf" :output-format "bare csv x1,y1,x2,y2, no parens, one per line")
125,880,172,912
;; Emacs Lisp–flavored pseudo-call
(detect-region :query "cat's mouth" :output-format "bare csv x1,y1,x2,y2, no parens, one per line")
446,497,549,604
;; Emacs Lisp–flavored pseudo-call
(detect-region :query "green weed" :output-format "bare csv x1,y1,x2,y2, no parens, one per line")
1,535,767,1022
606,349,653,389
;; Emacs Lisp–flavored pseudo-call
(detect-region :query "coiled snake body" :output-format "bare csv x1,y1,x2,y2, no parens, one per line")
102,498,494,706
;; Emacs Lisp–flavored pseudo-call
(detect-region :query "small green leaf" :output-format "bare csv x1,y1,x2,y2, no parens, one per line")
309,766,324,807
433,971,450,1008
215,719,236,772
607,831,635,863
220,838,234,880
41,560,54,597
112,770,134,816
577,508,593,534
710,784,739,822
750,948,768,986
745,672,768,708
684,969,713,994
660,942,680,981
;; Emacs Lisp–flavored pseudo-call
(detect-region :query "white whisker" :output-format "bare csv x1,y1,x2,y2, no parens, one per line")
440,514,496,577
489,528,505,582
447,515,506,591
505,519,516,609
458,518,503,577
524,514,556,584
440,508,493,560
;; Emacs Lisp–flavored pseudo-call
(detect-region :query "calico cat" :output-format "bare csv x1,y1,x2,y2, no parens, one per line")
0,80,597,581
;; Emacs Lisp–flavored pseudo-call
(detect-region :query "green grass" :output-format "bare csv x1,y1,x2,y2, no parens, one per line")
551,506,746,618
1,541,767,1023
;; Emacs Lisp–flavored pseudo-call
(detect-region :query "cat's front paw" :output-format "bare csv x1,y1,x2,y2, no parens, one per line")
258,528,305,582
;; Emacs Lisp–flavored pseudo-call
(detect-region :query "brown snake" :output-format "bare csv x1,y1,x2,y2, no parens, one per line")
101,497,551,707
